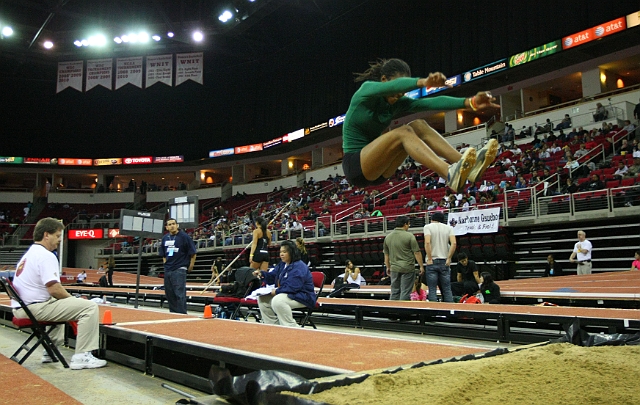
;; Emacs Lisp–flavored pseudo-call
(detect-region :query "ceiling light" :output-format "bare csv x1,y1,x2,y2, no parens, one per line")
114,36,122,44
192,31,204,42
151,35,161,41
167,31,174,38
43,40,54,49
1,26,13,37
218,10,233,23
138,32,150,43
74,40,82,47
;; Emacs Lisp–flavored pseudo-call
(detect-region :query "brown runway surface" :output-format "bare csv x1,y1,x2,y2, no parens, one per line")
115,317,487,373
318,298,640,320
0,353,82,405
333,271,640,300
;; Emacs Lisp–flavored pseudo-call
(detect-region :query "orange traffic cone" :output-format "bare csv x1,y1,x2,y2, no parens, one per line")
203,305,213,319
102,309,113,325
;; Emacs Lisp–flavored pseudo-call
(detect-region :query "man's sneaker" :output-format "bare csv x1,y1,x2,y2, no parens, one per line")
467,139,499,183
447,148,476,193
70,352,107,370
41,349,53,363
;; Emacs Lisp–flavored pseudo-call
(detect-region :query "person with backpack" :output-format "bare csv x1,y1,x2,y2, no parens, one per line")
254,240,314,327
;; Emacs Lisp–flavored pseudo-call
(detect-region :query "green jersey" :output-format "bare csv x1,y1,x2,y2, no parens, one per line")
342,77,466,153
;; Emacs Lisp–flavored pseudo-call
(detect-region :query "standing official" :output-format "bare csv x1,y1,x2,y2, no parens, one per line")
569,230,592,275
423,212,456,302
383,216,424,301
159,218,197,313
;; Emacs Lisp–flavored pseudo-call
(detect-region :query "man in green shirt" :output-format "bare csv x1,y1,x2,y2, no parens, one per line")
383,216,424,300
342,58,499,192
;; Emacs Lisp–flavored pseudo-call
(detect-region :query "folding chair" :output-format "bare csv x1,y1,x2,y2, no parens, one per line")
212,267,260,320
296,271,326,329
0,277,70,368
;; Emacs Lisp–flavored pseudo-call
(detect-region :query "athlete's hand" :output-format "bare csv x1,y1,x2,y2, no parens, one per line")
420,72,448,89
472,91,499,110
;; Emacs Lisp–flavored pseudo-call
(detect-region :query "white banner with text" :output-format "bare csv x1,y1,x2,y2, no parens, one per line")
447,207,501,235
86,58,113,91
146,54,173,88
175,52,203,86
115,56,143,89
56,60,84,93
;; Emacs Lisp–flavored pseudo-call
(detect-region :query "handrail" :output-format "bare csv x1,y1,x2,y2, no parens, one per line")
232,198,260,216
334,203,362,222
267,185,294,202
372,179,411,207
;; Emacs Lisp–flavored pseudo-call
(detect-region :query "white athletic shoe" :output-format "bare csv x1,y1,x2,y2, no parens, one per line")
70,352,107,370
41,349,53,363
447,147,476,193
467,139,499,183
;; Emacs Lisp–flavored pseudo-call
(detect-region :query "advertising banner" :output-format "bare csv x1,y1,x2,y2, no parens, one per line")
176,52,204,86
562,17,626,50
153,156,184,163
123,156,153,165
108,228,123,238
263,137,283,149
68,229,104,240
283,128,304,143
58,158,93,166
24,157,54,165
235,143,263,154
509,40,561,67
0,157,23,164
93,158,122,166
115,56,143,89
627,10,640,28
209,148,235,158
86,58,113,91
56,60,83,93
305,122,328,134
463,60,507,83
405,89,421,99
447,207,501,235
422,75,461,97
146,54,173,88
328,114,345,128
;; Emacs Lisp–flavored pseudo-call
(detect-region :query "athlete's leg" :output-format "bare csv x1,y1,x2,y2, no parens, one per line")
359,125,450,181
408,119,461,163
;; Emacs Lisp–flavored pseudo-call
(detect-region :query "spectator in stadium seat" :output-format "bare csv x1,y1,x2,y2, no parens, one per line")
569,230,593,275
622,120,636,135
479,272,501,304
10,218,107,369
574,144,588,159
159,218,197,314
451,253,481,298
423,212,455,302
563,156,579,171
254,240,315,327
627,158,640,177
555,114,572,130
341,58,499,193
561,178,579,194
619,139,634,156
76,270,87,283
582,174,604,191
544,254,564,277
593,103,607,122
613,161,629,180
384,216,424,301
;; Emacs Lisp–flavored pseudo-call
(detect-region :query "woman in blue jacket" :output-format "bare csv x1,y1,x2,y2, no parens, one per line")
255,240,315,327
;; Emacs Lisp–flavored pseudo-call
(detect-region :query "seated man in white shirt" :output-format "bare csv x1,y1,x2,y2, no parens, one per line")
10,218,107,370
622,120,636,134
613,162,628,179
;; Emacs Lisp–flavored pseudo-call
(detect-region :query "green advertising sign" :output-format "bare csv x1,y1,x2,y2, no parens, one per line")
0,156,24,164
509,40,562,67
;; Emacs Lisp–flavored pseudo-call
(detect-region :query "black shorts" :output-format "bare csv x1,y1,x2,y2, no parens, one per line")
342,152,386,187
252,252,269,263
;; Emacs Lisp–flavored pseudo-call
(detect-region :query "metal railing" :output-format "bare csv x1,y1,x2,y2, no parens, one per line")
232,199,260,216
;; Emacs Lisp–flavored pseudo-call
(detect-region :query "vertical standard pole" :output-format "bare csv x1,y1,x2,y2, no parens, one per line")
134,238,144,308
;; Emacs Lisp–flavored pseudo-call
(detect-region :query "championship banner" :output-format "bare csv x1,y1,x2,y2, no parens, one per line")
56,60,83,93
447,207,501,235
86,58,113,91
175,52,203,86
115,56,143,89
146,54,173,88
